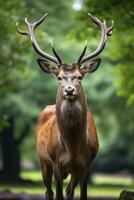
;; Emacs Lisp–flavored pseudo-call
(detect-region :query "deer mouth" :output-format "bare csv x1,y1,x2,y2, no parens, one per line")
64,93,77,100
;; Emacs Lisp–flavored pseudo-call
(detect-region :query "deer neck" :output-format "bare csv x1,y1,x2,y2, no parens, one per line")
56,85,87,153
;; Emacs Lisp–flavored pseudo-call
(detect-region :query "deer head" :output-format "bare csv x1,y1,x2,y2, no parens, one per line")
16,13,114,100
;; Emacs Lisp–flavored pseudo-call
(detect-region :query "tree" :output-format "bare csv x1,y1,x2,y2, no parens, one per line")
0,0,29,181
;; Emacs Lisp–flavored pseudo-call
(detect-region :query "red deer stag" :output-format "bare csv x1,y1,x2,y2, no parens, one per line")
16,13,114,200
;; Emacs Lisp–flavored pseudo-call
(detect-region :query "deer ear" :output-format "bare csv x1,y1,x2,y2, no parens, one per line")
81,58,101,76
37,58,59,75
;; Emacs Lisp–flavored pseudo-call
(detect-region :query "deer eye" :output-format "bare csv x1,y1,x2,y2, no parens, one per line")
77,75,82,80
58,76,62,81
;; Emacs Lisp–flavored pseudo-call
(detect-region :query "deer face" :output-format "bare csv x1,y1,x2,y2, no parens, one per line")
37,59,101,100
57,64,82,100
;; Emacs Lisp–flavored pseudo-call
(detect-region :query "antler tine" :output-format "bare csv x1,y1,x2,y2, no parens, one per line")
77,12,114,64
16,22,29,36
50,40,62,64
107,20,114,36
87,13,102,26
33,13,48,30
77,41,87,64
16,14,61,64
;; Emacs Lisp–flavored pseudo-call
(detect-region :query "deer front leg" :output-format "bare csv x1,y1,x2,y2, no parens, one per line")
40,159,53,200
66,174,79,200
53,164,64,200
80,167,89,200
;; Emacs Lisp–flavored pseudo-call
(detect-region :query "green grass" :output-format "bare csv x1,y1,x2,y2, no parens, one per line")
0,170,134,198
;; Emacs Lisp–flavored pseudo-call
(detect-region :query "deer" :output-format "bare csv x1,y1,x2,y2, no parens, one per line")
16,12,114,200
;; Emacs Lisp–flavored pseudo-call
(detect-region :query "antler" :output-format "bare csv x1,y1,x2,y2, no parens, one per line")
16,13,62,64
77,12,114,64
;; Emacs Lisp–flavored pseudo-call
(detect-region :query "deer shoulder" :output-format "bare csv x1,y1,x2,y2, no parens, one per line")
36,105,60,163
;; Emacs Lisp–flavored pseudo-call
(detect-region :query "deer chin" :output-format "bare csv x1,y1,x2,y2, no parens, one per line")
64,94,77,100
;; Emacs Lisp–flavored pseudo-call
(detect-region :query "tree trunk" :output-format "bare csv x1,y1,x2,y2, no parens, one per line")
118,190,134,200
0,117,21,182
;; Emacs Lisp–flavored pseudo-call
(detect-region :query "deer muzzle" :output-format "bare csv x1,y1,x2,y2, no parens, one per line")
64,85,76,99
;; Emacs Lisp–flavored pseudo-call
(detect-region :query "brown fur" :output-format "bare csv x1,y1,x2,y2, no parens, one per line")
36,105,98,165
36,99,99,200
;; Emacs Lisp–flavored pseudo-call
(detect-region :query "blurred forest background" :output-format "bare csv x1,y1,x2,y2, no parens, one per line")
0,0,134,197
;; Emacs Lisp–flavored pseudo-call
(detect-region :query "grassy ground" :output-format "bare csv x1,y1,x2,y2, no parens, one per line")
0,170,134,198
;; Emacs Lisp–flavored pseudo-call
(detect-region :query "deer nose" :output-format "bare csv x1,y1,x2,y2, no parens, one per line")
65,86,75,95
